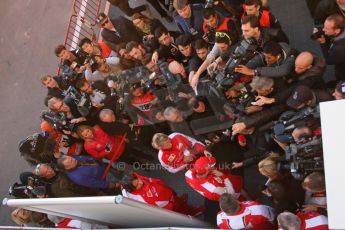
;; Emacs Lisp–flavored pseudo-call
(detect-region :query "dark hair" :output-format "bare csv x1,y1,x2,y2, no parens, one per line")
56,156,68,171
203,7,216,20
194,39,208,50
78,37,92,48
335,81,345,97
241,15,260,28
75,77,88,89
154,27,169,39
326,14,345,30
244,0,261,6
219,193,240,214
126,41,140,53
263,41,283,56
142,53,153,66
176,34,192,46
54,44,66,57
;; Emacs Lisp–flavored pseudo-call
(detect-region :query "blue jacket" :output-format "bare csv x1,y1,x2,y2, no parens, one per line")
173,4,205,38
66,155,109,189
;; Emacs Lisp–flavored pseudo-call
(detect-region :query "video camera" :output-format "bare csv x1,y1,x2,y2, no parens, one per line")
63,86,92,117
210,38,257,94
9,176,47,199
84,54,99,72
19,132,56,166
41,110,75,132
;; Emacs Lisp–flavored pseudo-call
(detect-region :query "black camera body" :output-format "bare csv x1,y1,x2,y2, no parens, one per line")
84,54,99,72
204,25,216,44
9,176,46,198
41,110,75,132
64,86,92,117
310,26,325,40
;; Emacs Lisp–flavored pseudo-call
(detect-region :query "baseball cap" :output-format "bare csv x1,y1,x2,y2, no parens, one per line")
286,85,313,110
193,156,216,174
96,13,107,24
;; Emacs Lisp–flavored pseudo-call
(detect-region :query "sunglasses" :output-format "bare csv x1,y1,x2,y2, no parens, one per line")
215,32,230,40
101,18,109,27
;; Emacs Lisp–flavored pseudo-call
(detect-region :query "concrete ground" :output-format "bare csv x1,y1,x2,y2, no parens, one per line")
0,0,332,227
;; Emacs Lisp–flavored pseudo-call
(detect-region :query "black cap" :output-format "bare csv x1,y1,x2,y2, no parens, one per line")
286,85,313,110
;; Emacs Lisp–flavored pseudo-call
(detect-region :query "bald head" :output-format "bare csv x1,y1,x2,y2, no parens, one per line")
295,52,313,74
99,109,116,122
168,61,186,77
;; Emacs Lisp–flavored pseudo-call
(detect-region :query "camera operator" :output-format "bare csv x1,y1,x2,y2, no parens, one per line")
84,55,121,83
190,31,233,88
152,27,184,63
242,0,289,42
54,44,87,73
78,37,116,58
317,14,345,81
75,77,117,112
291,51,326,89
172,0,205,38
234,41,296,82
202,7,239,45
33,163,97,197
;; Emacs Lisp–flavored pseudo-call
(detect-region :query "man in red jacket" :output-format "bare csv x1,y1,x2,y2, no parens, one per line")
217,193,275,229
122,173,204,216
152,132,205,173
185,156,244,201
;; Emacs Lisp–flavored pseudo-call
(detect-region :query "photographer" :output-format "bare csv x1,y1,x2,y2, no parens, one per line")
318,14,345,81
78,37,116,58
84,55,121,83
40,74,68,104
152,27,184,63
202,7,239,45
54,44,87,71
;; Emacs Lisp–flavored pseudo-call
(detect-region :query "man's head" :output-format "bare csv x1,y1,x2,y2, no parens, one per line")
126,41,146,60
40,75,58,88
96,13,113,30
78,37,94,55
57,155,78,171
323,14,345,37
132,13,148,31
163,106,184,122
34,164,56,179
250,76,274,96
219,193,241,214
115,43,132,60
76,77,93,94
215,31,231,52
333,81,345,100
194,39,209,61
47,97,70,113
131,83,144,97
142,53,159,72
286,85,314,110
99,108,116,123
193,156,216,174
203,8,218,28
76,125,94,140
152,133,172,150
302,172,326,193
295,52,314,74
54,44,75,61
169,60,186,77
277,212,301,230
176,34,193,57
244,0,261,16
241,15,261,40
263,41,283,65
154,27,171,46
173,0,191,19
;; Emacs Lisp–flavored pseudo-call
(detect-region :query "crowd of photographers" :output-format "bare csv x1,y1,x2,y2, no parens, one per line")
9,0,345,228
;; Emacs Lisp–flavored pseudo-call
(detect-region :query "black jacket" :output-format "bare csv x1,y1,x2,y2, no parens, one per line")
314,0,345,25
101,16,141,46
320,30,345,81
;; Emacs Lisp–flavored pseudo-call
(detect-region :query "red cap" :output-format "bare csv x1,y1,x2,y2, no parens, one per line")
194,156,216,174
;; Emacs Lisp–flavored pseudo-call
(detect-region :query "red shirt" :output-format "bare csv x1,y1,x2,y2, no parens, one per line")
84,125,125,161
158,133,205,173
297,212,328,230
217,201,275,230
